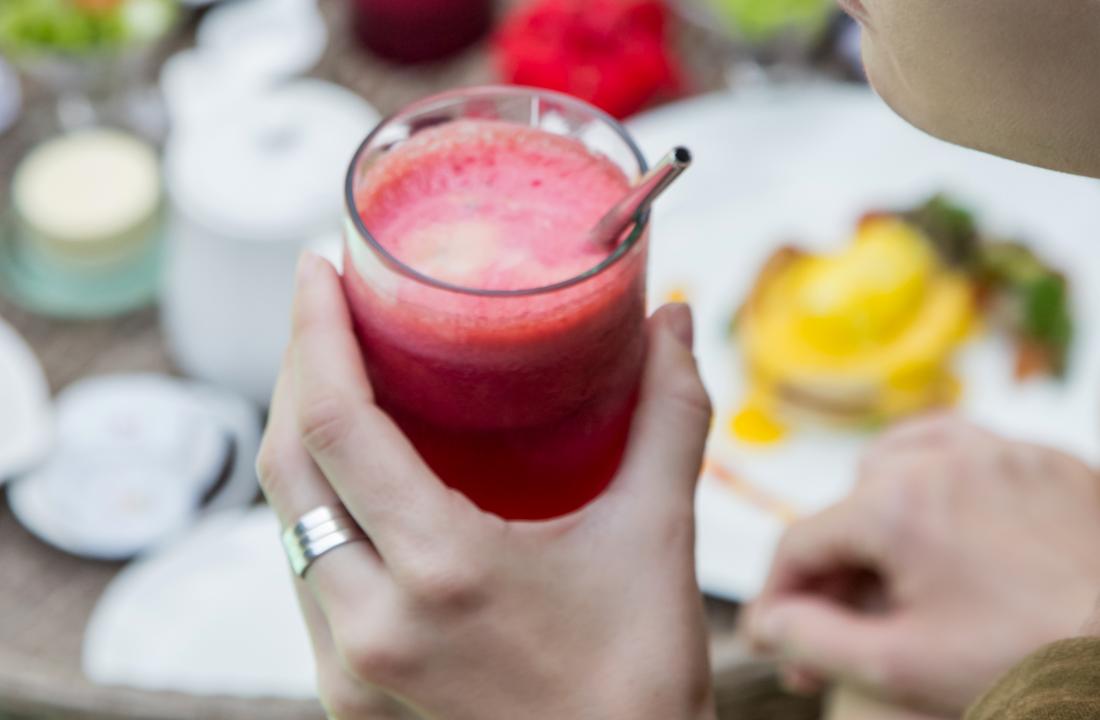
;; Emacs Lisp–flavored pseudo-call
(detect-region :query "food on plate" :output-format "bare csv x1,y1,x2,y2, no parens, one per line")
732,195,1073,443
905,196,1073,379
736,212,973,435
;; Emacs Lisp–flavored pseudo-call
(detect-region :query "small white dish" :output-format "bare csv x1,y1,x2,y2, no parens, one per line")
84,507,317,698
0,58,21,136
7,374,262,560
0,317,51,483
196,0,327,85
162,80,377,404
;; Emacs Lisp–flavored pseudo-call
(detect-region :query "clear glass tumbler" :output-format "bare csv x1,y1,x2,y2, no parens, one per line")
343,86,650,520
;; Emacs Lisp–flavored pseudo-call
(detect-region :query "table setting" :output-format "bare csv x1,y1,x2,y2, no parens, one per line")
4,0,1092,718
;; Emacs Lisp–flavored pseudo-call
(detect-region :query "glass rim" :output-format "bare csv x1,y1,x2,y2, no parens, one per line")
343,85,650,298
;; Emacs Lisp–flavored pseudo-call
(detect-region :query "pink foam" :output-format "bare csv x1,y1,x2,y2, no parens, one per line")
354,120,630,291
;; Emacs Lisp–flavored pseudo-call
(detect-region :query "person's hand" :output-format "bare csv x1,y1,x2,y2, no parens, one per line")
744,415,1100,717
257,254,717,720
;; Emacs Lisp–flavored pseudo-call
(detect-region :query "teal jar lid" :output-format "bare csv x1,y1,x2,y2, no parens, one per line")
0,127,163,318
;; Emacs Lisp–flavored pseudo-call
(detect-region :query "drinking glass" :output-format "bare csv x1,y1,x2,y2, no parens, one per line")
350,0,494,64
343,86,650,520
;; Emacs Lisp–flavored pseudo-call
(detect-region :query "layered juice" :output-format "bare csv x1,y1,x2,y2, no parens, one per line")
344,119,647,520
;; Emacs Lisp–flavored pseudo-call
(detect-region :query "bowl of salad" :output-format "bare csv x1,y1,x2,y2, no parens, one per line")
0,0,177,57
1,0,177,98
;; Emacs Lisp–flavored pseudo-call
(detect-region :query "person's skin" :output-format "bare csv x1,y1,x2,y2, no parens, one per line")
848,0,1100,179
258,254,717,720
744,416,1100,717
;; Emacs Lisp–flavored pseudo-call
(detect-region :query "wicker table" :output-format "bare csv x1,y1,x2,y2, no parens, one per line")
0,2,820,717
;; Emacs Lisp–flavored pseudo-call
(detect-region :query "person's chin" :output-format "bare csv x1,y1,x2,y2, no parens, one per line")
858,34,901,118
859,34,935,143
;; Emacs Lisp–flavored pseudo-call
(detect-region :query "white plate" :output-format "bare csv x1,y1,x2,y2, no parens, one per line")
195,0,327,85
8,374,262,560
83,507,316,698
629,84,1100,601
0,317,50,482
0,58,21,136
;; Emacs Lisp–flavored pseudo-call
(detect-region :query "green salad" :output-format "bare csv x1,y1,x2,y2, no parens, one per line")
0,0,177,55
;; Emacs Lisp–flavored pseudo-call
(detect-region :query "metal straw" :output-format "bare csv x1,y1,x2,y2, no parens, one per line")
588,146,693,248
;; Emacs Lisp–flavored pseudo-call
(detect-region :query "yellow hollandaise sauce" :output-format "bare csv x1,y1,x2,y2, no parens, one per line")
733,217,974,444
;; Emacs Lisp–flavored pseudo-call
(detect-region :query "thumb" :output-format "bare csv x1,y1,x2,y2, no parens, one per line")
751,597,896,691
610,303,713,507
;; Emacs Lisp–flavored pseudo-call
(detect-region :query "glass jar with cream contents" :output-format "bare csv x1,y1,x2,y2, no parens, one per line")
0,127,163,317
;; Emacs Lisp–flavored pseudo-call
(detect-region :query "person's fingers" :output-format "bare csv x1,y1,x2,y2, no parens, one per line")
751,597,896,691
608,303,712,511
292,577,337,661
257,349,387,614
295,578,406,720
259,358,341,527
289,253,478,569
755,501,884,608
780,664,827,696
863,413,985,462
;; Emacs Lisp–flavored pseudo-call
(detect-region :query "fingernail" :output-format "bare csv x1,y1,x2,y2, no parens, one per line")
666,303,694,348
296,251,323,287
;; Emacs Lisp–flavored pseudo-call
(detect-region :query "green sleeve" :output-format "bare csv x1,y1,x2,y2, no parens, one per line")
965,638,1100,720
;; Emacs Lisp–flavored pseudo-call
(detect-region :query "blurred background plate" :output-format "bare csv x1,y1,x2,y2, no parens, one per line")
0,317,50,483
629,83,1100,601
0,58,20,135
83,508,317,698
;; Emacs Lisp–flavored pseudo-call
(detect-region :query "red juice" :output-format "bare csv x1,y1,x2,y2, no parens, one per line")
351,0,493,64
343,94,648,520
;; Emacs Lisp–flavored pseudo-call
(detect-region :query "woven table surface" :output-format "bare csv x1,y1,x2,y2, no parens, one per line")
0,2,819,717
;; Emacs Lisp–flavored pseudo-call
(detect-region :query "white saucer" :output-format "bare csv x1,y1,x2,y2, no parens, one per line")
83,507,317,698
0,317,50,483
0,58,21,136
196,0,328,85
8,374,261,560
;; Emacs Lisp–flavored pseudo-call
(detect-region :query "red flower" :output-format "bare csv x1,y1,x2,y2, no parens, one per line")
494,0,684,119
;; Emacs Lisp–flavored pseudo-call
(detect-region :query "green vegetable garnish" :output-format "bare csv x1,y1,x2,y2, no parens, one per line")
0,0,176,56
903,194,980,267
903,195,1074,379
979,242,1073,377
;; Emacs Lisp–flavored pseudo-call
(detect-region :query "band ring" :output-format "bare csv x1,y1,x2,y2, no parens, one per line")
282,505,369,578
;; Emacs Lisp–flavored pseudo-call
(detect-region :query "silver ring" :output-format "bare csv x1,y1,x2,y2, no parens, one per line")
282,505,369,578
